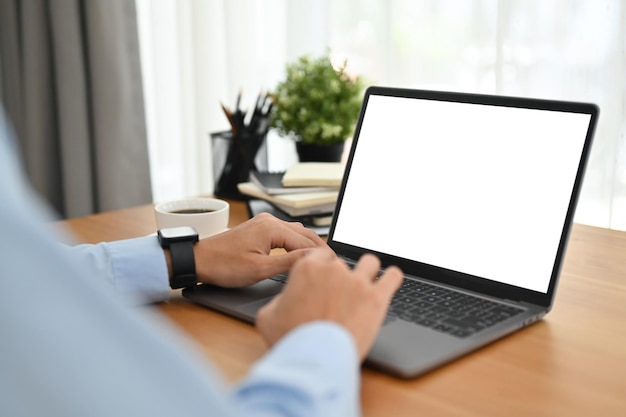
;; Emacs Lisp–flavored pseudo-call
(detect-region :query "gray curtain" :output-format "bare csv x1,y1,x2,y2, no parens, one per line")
0,0,152,218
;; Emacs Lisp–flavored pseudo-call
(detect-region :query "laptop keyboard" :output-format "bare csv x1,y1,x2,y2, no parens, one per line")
269,274,524,338
387,279,524,338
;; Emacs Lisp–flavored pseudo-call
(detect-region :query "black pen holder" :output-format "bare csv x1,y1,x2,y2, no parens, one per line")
211,130,268,199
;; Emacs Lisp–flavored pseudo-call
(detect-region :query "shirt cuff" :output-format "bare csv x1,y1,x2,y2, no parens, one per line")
233,321,361,417
103,236,170,304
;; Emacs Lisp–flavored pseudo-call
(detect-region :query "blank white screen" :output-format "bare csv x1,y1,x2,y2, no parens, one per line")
333,95,591,293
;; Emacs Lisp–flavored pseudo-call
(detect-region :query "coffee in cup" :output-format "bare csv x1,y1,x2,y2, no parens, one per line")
154,198,229,239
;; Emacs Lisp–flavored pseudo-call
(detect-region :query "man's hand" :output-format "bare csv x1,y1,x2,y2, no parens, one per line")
192,213,329,288
256,248,403,361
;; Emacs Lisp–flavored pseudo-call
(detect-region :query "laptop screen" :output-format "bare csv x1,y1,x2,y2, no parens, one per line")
331,89,595,294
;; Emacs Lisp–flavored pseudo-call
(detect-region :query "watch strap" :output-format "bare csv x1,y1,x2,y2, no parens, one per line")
169,240,197,289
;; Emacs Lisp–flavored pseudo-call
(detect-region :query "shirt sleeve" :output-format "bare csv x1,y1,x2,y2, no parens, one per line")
67,236,171,304
233,321,361,417
1,106,363,417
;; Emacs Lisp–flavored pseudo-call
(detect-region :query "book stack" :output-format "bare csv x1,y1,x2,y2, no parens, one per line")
237,162,345,227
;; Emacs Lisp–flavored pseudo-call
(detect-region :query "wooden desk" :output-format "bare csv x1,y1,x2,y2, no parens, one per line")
60,200,626,417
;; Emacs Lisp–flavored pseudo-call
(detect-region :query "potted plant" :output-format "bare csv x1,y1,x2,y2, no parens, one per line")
271,53,364,162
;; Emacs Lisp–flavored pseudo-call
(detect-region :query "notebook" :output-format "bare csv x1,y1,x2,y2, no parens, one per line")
184,86,598,379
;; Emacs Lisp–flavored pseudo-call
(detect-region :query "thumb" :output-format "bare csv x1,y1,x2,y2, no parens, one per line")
263,248,313,275
255,294,282,345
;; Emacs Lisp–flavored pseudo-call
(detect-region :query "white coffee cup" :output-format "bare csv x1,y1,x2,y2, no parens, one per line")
154,198,229,239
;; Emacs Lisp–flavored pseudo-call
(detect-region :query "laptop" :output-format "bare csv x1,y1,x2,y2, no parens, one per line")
184,86,598,378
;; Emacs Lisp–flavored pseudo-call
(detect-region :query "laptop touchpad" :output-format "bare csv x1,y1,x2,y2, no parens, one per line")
183,280,284,321
235,296,277,318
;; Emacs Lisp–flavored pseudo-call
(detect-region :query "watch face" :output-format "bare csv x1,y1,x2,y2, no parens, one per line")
159,226,198,240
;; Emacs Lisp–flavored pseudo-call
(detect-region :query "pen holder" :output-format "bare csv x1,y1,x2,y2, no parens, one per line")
211,130,268,199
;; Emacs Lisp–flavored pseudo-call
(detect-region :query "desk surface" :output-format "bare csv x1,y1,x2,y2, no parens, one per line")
60,200,626,417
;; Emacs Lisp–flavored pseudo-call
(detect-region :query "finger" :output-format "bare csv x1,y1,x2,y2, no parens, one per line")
283,220,327,243
260,246,336,278
375,266,404,299
251,213,325,249
352,253,381,277
255,295,280,344
299,246,336,263
258,248,313,276
257,293,279,322
273,223,327,251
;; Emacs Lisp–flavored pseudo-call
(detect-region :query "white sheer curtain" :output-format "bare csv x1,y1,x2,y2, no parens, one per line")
136,0,626,231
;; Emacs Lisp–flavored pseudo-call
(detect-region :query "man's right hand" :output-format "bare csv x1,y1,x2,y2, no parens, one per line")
256,248,403,361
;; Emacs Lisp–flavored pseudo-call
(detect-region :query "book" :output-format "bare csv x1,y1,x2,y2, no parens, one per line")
250,170,339,195
238,181,338,208
237,182,337,217
281,162,345,187
246,199,332,236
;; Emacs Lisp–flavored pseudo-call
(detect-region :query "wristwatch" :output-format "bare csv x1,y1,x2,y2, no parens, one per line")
157,226,199,289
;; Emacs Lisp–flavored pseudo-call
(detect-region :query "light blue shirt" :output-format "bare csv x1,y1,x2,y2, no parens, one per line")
0,108,360,417
68,236,172,305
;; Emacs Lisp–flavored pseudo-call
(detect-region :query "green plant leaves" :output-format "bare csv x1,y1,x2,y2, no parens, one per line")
272,54,364,145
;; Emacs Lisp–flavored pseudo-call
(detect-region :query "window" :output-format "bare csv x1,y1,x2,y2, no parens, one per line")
137,0,626,230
